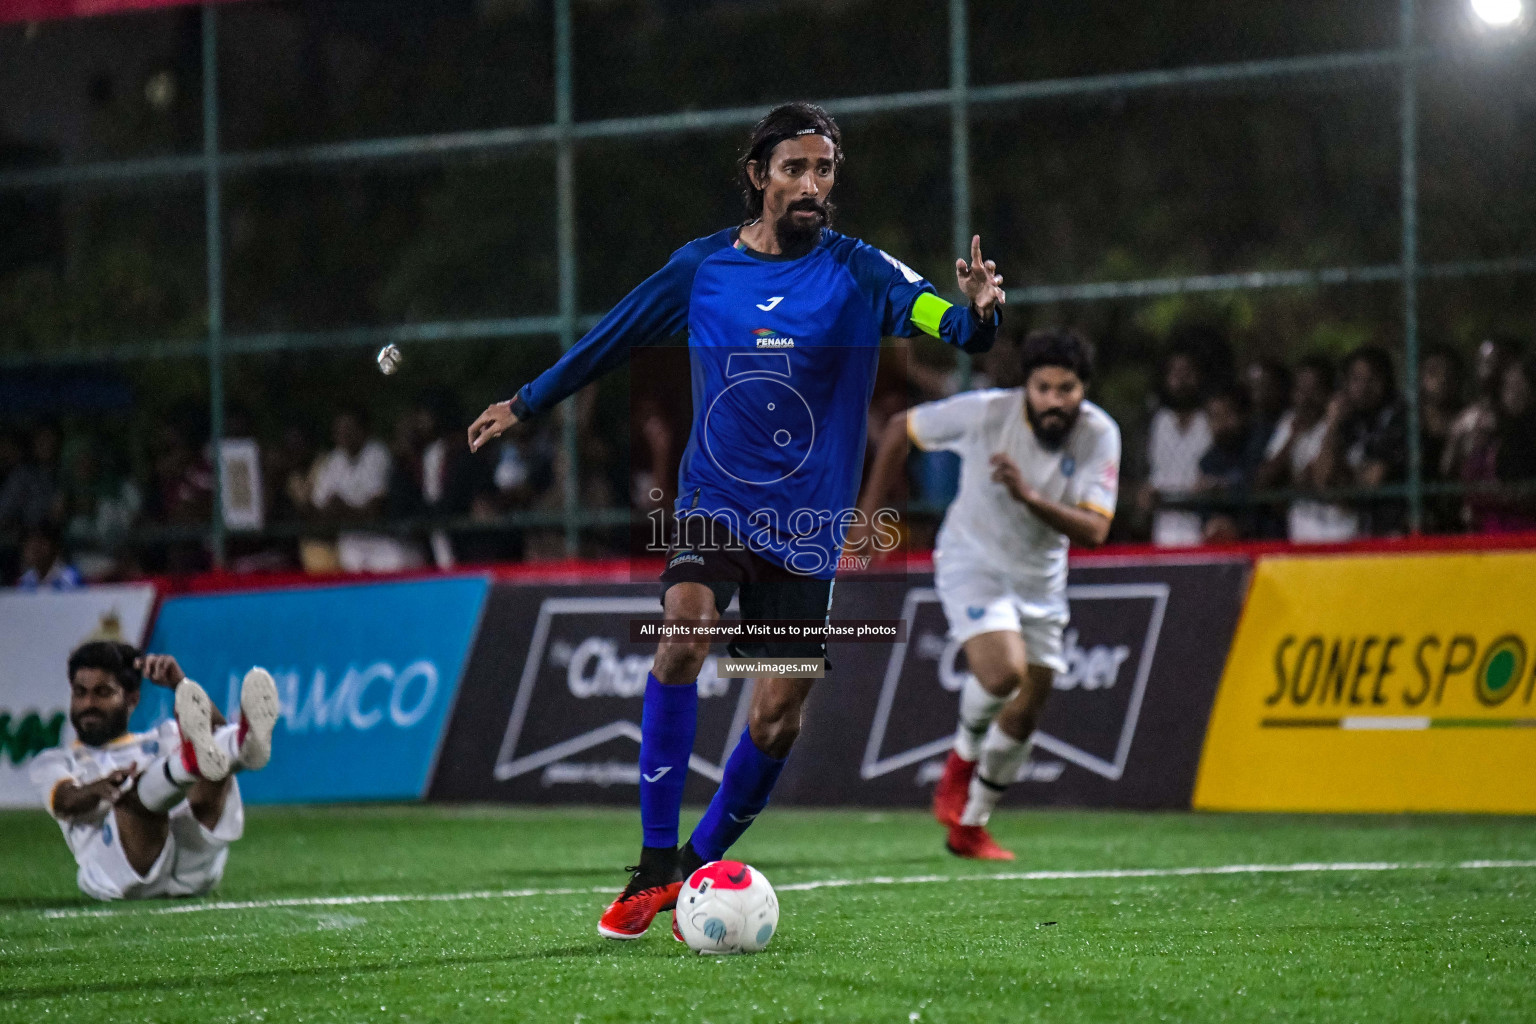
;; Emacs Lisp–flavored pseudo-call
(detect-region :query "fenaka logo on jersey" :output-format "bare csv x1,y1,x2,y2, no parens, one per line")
493,597,751,790
862,584,1168,785
752,328,795,349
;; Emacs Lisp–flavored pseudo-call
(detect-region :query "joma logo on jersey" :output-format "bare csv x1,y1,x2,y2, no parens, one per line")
752,328,795,349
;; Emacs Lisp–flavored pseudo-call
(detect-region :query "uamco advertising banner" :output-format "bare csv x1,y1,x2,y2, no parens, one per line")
133,577,488,803
0,585,157,808
1194,551,1536,813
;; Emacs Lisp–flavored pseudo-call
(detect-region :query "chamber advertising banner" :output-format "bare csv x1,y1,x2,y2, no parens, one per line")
0,585,157,808
433,559,1247,809
1195,551,1536,813
431,585,752,805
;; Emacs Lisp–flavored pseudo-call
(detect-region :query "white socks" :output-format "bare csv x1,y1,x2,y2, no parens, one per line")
954,673,1013,762
214,723,243,767
959,722,1033,827
134,724,244,813
135,751,198,812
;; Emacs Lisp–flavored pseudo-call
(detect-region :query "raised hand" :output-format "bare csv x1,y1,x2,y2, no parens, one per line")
135,654,185,688
955,235,1006,321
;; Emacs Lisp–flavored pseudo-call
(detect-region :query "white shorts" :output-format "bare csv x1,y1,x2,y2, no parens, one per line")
73,780,244,901
935,565,1068,673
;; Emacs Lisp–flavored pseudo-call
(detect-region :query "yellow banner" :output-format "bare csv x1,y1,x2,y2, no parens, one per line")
1194,551,1536,813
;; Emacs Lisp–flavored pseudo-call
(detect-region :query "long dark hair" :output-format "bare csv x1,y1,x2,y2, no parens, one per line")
737,102,843,221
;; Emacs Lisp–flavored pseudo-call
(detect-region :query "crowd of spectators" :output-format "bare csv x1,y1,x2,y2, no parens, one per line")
1134,334,1536,545
4,332,1535,585
0,392,590,586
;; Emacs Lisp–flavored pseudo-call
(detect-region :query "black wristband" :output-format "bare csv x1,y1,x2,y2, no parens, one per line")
508,391,534,422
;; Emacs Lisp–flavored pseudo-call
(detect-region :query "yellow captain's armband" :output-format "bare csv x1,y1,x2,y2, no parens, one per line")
909,292,952,339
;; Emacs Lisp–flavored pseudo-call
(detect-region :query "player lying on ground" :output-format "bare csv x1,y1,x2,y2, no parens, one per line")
853,328,1120,859
467,101,1004,939
29,641,279,901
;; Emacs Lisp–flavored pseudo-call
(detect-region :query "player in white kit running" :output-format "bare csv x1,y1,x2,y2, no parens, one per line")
856,328,1120,859
30,641,279,901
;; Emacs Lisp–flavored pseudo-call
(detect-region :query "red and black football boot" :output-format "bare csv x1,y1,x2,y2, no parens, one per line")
945,823,1016,861
668,842,707,943
597,846,683,940
931,749,975,828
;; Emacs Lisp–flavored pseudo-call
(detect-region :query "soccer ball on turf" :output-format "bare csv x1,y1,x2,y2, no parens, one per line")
675,860,779,955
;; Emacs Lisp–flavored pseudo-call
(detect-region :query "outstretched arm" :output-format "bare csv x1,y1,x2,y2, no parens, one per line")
469,238,717,452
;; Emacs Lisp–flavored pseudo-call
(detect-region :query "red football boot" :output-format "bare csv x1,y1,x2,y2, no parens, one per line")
931,750,975,828
946,823,1016,861
597,854,683,940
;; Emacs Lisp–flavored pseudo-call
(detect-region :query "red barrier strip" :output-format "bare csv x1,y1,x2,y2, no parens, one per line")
139,530,1536,598
0,0,252,25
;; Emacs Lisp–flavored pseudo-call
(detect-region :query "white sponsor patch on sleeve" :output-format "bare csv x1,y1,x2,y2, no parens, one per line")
879,249,925,285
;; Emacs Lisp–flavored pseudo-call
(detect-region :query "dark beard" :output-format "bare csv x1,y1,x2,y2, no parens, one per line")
1027,402,1079,449
773,199,831,253
72,706,130,747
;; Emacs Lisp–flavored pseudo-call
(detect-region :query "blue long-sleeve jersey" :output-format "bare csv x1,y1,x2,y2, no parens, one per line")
511,227,996,578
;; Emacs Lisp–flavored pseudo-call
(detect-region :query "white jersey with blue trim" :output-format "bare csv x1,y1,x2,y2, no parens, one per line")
29,721,182,855
909,390,1121,613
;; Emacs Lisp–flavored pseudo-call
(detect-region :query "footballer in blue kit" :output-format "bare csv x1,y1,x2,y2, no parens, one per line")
467,101,1007,940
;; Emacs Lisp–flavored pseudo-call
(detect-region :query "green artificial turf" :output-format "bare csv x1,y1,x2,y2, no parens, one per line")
1,806,1533,1023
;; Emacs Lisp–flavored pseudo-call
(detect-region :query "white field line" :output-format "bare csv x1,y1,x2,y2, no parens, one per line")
37,858,1536,921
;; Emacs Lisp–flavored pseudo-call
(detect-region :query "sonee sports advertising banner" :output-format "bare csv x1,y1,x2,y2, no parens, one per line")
429,559,1247,809
1195,551,1536,813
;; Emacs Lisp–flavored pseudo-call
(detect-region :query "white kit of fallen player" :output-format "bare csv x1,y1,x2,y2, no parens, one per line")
30,641,279,900
855,327,1121,859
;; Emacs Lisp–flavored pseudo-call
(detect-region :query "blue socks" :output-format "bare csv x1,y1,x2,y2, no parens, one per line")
688,728,787,862
639,673,698,849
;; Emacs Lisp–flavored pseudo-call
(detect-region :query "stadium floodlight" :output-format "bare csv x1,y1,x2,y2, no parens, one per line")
1471,0,1524,27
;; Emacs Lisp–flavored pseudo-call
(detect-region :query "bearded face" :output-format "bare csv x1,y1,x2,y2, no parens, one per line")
69,668,135,747
773,196,832,251
1024,365,1086,450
